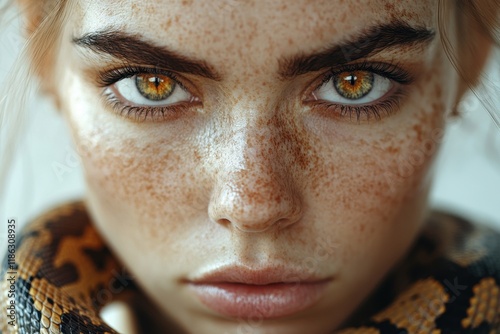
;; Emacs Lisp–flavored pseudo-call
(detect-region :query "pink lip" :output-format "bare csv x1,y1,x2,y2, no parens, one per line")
186,266,332,319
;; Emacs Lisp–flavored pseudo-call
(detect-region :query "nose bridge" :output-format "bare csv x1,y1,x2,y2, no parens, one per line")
209,114,302,233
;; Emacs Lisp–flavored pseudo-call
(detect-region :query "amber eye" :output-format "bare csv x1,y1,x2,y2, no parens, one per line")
333,71,374,100
136,74,175,101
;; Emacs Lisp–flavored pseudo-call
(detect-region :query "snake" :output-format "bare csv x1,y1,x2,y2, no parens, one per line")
1,201,500,333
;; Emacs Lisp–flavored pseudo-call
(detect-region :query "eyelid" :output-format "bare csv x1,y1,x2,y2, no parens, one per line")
96,65,203,98
303,61,414,122
314,73,396,106
96,65,202,122
319,61,413,89
302,61,408,106
309,90,406,122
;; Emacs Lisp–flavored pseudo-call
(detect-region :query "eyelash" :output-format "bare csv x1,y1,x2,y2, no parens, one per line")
97,62,413,122
98,65,196,122
97,66,180,87
309,61,413,121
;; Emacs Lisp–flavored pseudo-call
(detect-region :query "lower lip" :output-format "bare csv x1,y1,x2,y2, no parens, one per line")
188,281,330,319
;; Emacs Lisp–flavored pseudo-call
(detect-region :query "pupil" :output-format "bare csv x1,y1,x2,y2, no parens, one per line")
349,74,356,86
148,76,162,89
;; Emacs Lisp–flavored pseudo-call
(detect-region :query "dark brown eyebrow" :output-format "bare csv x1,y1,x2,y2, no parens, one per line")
279,21,435,78
72,30,221,80
74,22,434,81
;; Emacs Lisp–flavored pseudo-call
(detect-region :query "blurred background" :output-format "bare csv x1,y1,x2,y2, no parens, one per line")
1,6,500,255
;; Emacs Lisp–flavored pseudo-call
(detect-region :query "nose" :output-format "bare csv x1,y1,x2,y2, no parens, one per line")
208,124,303,233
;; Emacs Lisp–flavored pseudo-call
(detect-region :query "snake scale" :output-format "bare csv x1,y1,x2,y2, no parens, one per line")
1,202,500,333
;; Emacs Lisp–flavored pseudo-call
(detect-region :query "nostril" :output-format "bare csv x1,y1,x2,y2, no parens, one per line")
275,218,293,230
233,220,276,233
217,218,232,228
227,216,299,233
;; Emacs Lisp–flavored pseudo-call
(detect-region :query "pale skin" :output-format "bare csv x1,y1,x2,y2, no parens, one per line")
32,0,491,332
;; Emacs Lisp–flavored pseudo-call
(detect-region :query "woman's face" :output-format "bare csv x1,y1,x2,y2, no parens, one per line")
55,0,458,332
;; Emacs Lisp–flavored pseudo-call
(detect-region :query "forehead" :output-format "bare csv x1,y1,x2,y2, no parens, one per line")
74,0,436,71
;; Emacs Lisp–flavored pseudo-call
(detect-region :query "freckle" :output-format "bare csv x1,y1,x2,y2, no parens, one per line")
435,85,442,99
194,149,201,162
413,124,423,141
104,7,114,17
146,6,156,15
386,146,400,154
143,184,153,193
431,103,441,114
384,3,395,11
162,18,173,31
422,70,433,85
339,12,347,24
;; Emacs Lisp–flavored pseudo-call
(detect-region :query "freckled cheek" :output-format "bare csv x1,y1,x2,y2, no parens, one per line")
308,111,444,232
72,130,204,222
359,116,444,205
317,145,430,216
304,140,436,270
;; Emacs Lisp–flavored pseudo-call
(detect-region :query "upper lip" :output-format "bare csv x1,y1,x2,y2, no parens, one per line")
186,265,332,285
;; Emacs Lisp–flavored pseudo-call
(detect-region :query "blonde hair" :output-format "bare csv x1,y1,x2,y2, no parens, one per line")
0,0,72,203
438,0,500,127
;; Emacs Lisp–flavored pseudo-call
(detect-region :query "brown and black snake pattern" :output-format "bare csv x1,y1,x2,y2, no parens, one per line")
1,202,500,333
